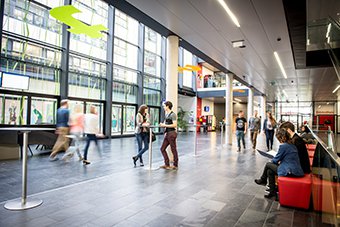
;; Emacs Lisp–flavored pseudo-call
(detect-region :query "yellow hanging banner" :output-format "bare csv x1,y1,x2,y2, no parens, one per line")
178,65,201,73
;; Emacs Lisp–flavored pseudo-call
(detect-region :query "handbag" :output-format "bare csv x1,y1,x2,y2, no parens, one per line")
151,131,156,142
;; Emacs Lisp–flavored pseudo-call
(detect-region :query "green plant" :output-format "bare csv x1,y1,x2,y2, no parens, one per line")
177,107,189,131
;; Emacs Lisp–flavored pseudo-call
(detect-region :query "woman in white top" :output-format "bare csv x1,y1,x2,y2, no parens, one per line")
83,105,100,165
132,104,150,167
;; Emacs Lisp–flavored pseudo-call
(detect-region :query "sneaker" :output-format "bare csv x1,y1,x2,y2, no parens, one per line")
237,147,241,152
254,179,267,186
83,160,91,165
160,165,171,170
170,166,178,170
49,156,59,162
78,156,84,161
132,156,138,167
140,162,144,167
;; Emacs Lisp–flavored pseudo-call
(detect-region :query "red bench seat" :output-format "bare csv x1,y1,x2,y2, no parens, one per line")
278,174,312,209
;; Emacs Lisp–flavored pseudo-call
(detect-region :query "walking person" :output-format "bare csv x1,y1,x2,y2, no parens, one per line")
49,99,70,161
159,101,178,170
235,110,247,152
83,105,100,165
248,110,261,151
132,104,150,167
62,104,84,162
263,111,277,151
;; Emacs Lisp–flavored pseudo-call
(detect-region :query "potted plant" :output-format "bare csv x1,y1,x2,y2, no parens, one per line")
177,107,189,132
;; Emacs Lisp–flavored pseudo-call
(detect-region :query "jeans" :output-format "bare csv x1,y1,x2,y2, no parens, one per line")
136,132,149,160
265,129,275,150
83,134,98,160
260,162,278,193
160,131,178,167
236,130,245,148
250,131,259,149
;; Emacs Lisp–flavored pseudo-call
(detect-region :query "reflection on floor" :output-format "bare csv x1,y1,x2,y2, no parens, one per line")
0,132,325,226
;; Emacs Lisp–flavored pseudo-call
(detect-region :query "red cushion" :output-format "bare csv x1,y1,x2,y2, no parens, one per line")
278,174,312,209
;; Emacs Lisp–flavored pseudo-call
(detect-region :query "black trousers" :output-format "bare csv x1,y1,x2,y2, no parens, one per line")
260,162,278,193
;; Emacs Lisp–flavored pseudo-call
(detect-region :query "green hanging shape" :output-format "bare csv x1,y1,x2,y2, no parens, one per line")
49,5,108,39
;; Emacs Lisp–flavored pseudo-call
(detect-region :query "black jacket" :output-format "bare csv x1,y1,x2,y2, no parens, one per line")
293,133,311,173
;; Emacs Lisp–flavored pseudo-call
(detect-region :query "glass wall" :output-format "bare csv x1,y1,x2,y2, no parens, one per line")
0,0,166,135
2,0,61,96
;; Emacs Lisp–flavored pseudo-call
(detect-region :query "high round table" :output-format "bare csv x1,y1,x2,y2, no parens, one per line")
0,127,55,210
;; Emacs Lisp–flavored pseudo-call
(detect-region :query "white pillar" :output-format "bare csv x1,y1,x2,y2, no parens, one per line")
260,95,266,123
225,73,233,145
247,88,254,121
166,35,179,114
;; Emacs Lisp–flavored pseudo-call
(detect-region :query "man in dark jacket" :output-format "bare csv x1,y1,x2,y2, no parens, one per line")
279,121,311,173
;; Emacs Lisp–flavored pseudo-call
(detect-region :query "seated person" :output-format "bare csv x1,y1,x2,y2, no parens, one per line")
280,122,311,174
299,125,315,143
254,128,304,199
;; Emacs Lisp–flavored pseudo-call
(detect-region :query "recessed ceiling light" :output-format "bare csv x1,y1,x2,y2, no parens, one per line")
217,0,240,28
274,52,287,79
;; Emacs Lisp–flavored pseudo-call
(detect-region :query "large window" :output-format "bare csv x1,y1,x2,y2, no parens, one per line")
0,94,27,125
113,66,137,84
70,0,109,59
3,0,63,46
143,88,160,106
31,97,57,124
114,10,139,45
183,49,193,88
144,27,162,77
112,82,137,103
114,39,138,70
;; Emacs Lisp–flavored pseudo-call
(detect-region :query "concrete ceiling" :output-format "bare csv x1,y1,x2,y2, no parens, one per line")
125,0,339,102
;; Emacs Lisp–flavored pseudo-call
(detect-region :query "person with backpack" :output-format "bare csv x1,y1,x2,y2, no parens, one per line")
248,110,261,151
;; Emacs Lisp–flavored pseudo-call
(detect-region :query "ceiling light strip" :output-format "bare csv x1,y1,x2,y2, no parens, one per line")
274,51,287,79
234,98,242,102
217,0,240,28
282,90,288,97
332,85,340,93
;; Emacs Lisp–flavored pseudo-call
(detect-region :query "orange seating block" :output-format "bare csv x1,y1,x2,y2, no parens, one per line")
278,174,312,209
311,175,339,214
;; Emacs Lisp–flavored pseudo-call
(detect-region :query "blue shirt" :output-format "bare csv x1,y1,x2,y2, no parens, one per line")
56,108,69,128
272,143,304,177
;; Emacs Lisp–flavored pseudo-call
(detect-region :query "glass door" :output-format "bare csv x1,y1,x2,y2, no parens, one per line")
123,105,136,135
112,104,122,135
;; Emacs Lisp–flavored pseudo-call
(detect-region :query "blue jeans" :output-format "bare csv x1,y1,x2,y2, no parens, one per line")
236,130,245,148
265,129,275,150
83,134,98,160
136,132,149,160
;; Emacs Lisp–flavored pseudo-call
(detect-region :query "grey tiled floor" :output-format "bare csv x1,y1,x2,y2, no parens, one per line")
0,132,327,226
